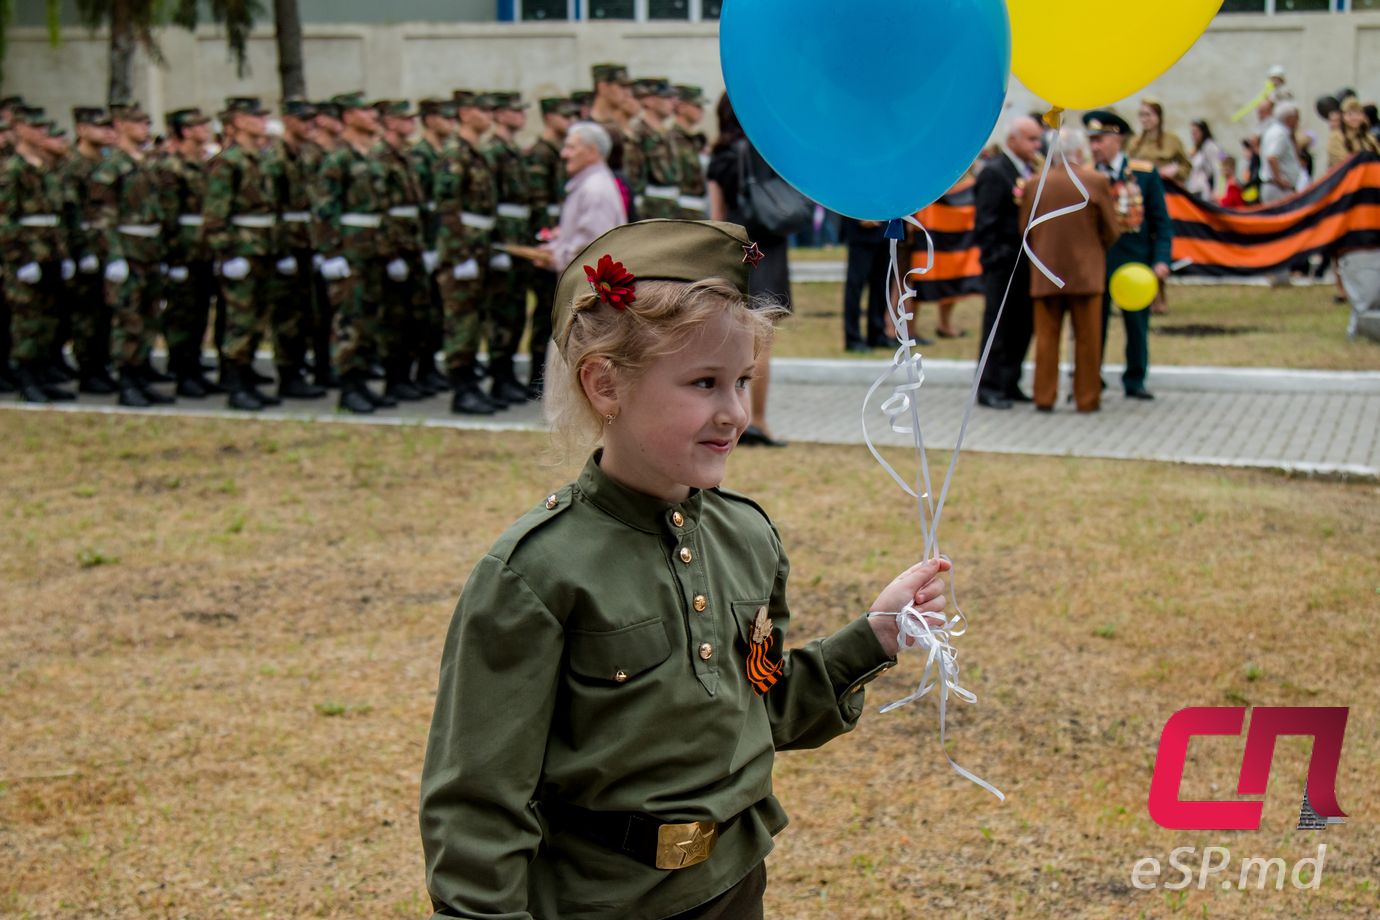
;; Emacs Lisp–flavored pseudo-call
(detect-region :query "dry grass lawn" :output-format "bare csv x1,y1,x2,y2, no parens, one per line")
777,280,1380,372
1,412,1377,918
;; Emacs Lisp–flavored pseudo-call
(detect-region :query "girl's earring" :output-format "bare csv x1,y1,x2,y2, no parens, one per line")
605,413,617,425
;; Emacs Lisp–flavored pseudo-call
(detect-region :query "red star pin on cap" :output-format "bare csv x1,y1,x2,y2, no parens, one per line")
741,242,765,267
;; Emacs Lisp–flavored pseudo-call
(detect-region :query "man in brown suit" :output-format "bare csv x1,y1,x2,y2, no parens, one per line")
1018,128,1121,412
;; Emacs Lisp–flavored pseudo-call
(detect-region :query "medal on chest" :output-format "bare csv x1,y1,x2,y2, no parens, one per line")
1113,175,1145,233
746,605,783,695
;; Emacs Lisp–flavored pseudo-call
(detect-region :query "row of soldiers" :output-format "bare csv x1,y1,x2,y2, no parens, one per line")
0,63,711,414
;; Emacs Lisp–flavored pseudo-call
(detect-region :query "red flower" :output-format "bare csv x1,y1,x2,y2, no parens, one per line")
583,254,636,310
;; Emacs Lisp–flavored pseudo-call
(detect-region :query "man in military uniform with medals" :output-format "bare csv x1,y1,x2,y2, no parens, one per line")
1085,109,1173,401
523,97,576,399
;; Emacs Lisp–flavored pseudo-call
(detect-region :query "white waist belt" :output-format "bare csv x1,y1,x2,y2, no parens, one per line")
460,212,496,231
425,201,438,211
231,214,277,229
18,214,60,227
678,195,707,212
280,211,311,223
387,205,421,219
545,204,561,218
340,213,383,229
496,203,531,221
118,223,162,238
80,221,98,231
178,214,204,227
645,185,680,200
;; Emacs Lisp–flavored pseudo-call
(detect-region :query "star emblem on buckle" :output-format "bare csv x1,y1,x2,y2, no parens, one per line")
674,823,715,866
741,242,765,267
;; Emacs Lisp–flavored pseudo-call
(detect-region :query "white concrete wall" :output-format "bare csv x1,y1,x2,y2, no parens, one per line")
5,14,1377,155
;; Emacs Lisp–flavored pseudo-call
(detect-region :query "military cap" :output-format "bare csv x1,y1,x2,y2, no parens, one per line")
591,63,632,86
674,84,706,106
330,91,370,110
44,121,67,139
1083,109,1131,137
473,93,503,111
0,95,25,110
224,96,270,117
373,99,415,117
419,98,458,118
571,90,594,108
73,106,107,125
282,98,318,120
554,219,763,356
634,77,675,98
166,107,211,130
540,97,578,117
314,100,343,120
452,90,481,108
493,92,529,111
15,105,47,126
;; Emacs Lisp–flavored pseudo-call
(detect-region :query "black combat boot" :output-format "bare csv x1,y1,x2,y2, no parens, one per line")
0,363,16,393
449,371,496,416
117,368,152,408
223,363,264,412
78,362,117,395
359,377,396,408
138,360,175,384
384,360,425,401
337,373,375,414
277,365,326,400
16,365,53,403
417,353,450,393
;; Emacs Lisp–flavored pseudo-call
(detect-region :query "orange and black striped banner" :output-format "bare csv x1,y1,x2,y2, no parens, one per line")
1165,152,1380,276
910,178,983,301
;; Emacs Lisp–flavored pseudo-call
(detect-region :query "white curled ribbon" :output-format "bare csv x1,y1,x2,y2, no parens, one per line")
1021,110,1090,291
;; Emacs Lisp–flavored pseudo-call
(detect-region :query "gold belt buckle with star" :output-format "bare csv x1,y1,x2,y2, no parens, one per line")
655,819,718,870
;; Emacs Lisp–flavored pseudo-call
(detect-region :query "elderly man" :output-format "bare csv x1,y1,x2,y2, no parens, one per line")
974,113,1043,409
1260,100,1301,203
542,122,627,275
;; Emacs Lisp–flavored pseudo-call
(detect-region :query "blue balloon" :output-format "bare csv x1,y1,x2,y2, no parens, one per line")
720,0,1011,221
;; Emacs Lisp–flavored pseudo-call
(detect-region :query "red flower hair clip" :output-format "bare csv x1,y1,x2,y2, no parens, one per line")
584,254,637,310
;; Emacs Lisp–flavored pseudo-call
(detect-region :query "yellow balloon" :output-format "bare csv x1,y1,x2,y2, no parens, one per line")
1110,263,1158,312
1009,0,1221,110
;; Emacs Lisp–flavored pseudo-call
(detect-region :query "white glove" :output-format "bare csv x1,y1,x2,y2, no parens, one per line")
158,263,169,276
16,262,41,284
61,259,76,281
275,256,299,276
423,250,439,275
105,259,130,284
167,265,190,283
78,254,101,275
312,253,325,273
489,252,513,272
221,256,251,280
451,258,480,281
386,258,410,282
319,256,351,281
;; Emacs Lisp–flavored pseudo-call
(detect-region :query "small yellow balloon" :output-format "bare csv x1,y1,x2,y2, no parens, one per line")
1110,263,1159,312
1009,0,1221,110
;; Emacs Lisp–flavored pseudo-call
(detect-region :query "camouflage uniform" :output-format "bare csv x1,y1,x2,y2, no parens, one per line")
297,134,335,386
373,125,429,386
90,145,167,373
433,131,496,381
409,122,451,382
311,138,390,379
153,135,215,383
669,85,709,221
202,138,280,371
264,134,319,379
61,142,117,381
525,122,567,390
482,125,532,393
628,115,682,221
1,149,69,370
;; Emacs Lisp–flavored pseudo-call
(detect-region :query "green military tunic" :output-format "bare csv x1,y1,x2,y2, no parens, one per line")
420,453,895,920
58,149,110,372
263,138,322,371
374,137,428,367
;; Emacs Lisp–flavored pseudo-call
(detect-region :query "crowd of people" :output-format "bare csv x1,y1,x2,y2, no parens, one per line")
0,63,714,415
839,64,1379,413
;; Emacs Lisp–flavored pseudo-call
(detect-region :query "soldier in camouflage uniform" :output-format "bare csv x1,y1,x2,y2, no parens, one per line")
371,100,431,402
435,91,499,416
0,114,12,393
202,97,285,411
524,97,576,399
671,85,710,220
410,97,458,395
482,91,534,407
310,92,394,415
264,98,328,401
627,77,683,220
2,112,76,402
61,107,119,393
572,90,593,123
305,100,343,389
91,103,175,407
590,63,635,215
154,107,221,398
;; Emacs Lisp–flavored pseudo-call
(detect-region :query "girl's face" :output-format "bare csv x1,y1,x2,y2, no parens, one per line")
598,310,755,503
1190,124,1203,147
1139,106,1159,133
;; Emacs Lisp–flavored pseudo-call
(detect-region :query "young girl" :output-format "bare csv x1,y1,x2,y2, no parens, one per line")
420,219,950,920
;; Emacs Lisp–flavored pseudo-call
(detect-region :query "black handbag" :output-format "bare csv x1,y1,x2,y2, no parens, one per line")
734,140,814,239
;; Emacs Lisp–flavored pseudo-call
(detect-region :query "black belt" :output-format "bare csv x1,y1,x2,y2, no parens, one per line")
544,801,741,871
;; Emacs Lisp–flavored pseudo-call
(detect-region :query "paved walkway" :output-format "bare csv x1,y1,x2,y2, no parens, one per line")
8,356,1378,478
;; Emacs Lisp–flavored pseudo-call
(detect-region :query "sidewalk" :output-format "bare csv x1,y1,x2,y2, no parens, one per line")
9,356,1378,478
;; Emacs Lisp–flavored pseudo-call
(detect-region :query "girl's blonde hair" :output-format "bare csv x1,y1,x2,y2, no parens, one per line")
543,278,787,455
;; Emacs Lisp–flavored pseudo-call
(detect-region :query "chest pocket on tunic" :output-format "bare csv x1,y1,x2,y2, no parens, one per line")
567,617,671,685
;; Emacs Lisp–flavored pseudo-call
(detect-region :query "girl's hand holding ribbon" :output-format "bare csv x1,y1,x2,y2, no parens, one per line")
866,558,950,657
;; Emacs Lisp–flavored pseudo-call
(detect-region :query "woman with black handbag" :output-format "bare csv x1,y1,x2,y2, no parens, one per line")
707,94,812,448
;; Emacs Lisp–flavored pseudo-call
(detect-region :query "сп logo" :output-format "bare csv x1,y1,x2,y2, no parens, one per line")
1148,707,1349,831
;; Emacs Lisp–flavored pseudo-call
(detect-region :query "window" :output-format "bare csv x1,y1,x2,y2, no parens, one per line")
702,0,722,18
1274,0,1330,9
1219,0,1266,10
589,0,635,18
649,0,690,19
521,0,570,20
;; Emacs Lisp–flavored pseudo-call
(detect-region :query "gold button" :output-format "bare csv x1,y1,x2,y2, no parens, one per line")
545,494,558,510
672,511,684,527
698,643,713,660
679,547,693,564
693,595,707,612
614,670,628,683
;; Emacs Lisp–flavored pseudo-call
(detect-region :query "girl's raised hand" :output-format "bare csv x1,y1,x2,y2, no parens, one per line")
867,558,951,656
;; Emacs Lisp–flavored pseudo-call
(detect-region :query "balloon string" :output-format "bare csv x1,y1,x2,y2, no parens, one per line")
1021,110,1089,291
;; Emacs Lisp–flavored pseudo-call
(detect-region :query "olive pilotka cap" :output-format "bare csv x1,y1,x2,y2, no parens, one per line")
554,219,764,356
